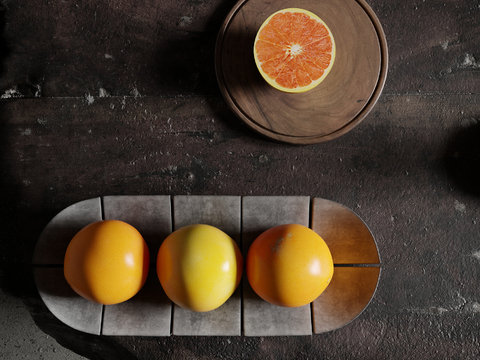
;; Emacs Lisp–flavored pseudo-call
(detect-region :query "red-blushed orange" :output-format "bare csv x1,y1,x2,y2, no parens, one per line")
64,220,150,305
157,224,243,312
254,8,335,93
246,223,334,307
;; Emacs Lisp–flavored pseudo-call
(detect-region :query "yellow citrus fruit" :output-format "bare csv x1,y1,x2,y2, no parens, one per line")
254,8,335,93
64,220,150,305
246,223,334,307
157,224,243,312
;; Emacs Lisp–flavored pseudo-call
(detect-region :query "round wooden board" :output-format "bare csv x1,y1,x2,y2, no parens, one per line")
215,0,388,144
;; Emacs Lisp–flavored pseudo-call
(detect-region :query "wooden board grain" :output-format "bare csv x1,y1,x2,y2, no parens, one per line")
312,266,380,333
311,198,380,264
215,0,388,144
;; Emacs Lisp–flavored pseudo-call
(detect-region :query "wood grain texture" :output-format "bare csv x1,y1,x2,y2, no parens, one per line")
313,266,380,333
2,1,479,99
4,0,480,356
215,0,388,143
312,198,380,264
0,0,231,97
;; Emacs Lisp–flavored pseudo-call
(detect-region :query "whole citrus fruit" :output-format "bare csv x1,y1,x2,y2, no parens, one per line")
157,224,243,312
246,223,334,307
64,220,150,305
254,8,335,93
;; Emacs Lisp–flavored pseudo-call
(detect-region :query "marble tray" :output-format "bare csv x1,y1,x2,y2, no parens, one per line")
32,195,381,336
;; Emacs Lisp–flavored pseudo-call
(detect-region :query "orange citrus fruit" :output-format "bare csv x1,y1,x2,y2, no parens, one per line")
157,224,243,312
64,220,150,305
253,8,335,93
246,223,334,307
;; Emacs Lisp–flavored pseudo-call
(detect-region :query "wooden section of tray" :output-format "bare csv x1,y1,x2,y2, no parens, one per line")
33,196,380,336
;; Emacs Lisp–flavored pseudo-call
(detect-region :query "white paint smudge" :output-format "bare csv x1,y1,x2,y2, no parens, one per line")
36,118,47,126
33,83,42,97
105,54,114,59
85,93,95,105
1,87,24,99
469,302,480,313
461,117,478,127
461,53,480,68
179,16,192,27
20,128,32,136
441,53,480,76
131,88,141,98
471,250,480,261
454,200,466,212
406,292,472,315
98,88,110,97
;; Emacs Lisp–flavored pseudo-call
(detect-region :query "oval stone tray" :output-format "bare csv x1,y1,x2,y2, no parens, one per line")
215,0,388,144
33,195,381,336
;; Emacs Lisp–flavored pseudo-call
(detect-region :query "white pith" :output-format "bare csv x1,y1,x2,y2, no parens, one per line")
287,44,303,57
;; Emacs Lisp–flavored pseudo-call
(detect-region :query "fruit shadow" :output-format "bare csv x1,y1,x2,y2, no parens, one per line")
211,23,274,142
152,0,268,141
442,121,480,197
34,212,170,306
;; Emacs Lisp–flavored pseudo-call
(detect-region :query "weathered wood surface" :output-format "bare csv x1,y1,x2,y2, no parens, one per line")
1,0,479,98
2,0,480,359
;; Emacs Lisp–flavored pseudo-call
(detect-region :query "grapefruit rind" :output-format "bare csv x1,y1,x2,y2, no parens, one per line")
253,8,336,94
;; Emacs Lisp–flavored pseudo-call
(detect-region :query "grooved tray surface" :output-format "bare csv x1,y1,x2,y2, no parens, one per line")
33,196,381,336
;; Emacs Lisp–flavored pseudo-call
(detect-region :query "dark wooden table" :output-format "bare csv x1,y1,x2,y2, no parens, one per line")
1,0,480,359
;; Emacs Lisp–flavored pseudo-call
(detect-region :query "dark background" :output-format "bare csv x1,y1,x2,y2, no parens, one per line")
1,0,480,359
